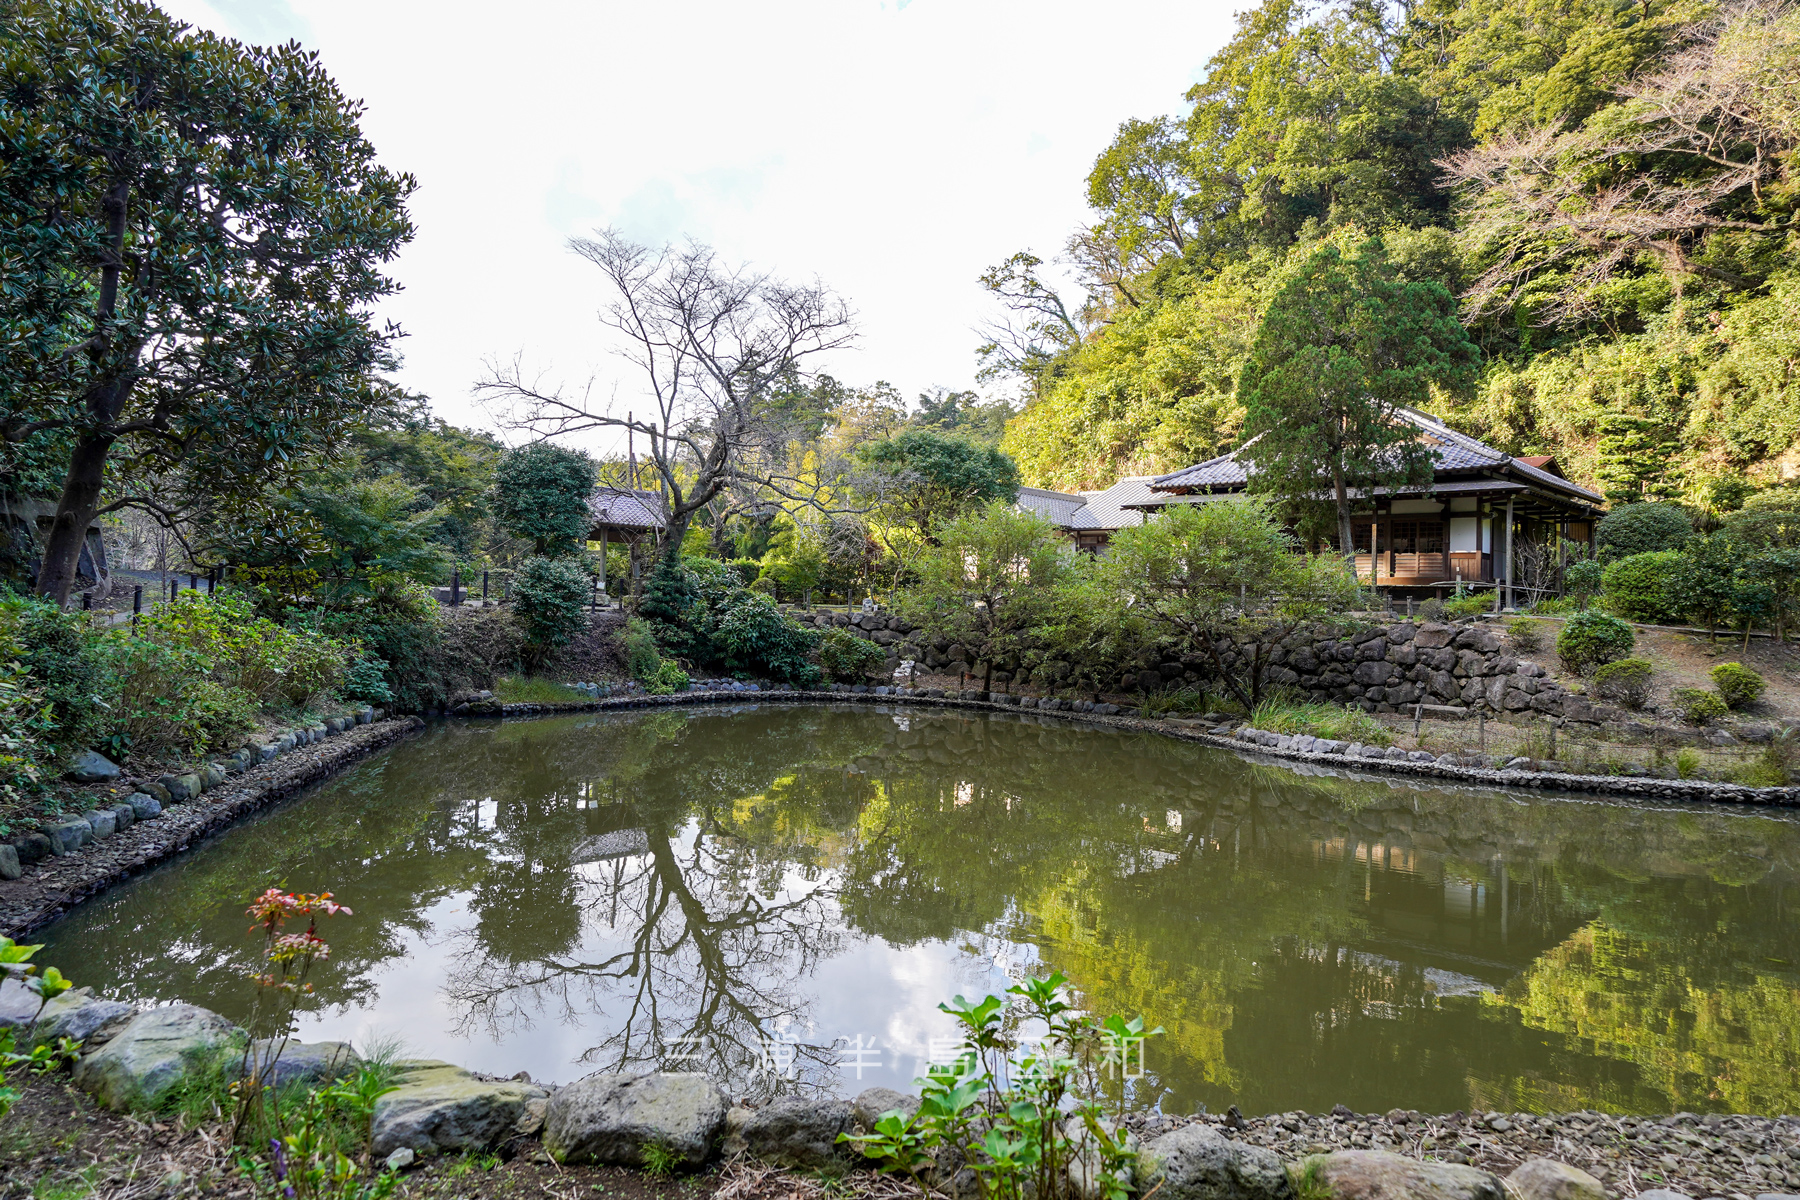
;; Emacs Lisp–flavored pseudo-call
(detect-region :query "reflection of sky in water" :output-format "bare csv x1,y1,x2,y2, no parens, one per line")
32,706,1800,1115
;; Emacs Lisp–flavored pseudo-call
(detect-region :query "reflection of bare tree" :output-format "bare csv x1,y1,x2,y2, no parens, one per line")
442,817,844,1098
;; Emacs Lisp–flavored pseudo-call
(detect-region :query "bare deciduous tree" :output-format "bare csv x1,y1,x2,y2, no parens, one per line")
475,232,857,571
1441,0,1799,322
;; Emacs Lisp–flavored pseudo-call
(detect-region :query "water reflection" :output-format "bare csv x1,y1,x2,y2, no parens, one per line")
35,705,1800,1114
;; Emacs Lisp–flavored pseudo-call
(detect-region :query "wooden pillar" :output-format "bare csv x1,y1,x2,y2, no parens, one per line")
1503,495,1515,611
598,529,608,593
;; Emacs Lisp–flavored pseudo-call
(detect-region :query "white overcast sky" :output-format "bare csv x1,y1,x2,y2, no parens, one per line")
159,0,1238,452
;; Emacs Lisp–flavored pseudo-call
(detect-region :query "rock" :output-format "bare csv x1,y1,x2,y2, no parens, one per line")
0,976,135,1045
66,749,121,783
1140,1123,1291,1200
125,792,162,820
44,818,91,855
82,809,117,839
1065,1116,1138,1200
199,763,225,789
109,803,134,831
0,843,17,880
851,1086,919,1132
140,782,172,805
242,1038,362,1089
369,1059,549,1159
384,1148,416,1171
1507,1160,1607,1200
724,1095,854,1168
1303,1150,1505,1200
1632,1192,1692,1200
543,1071,728,1170
72,1003,243,1111
157,773,200,803
13,832,51,864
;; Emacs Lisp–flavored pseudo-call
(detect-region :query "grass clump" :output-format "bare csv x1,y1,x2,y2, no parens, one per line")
641,1140,680,1178
1710,661,1766,709
1250,699,1393,746
1505,617,1546,652
492,675,585,703
1139,687,1214,717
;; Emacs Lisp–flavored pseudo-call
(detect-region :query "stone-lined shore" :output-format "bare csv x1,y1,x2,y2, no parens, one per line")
0,714,423,938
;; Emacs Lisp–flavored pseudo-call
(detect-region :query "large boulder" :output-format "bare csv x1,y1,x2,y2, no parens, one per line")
721,1095,854,1168
543,1071,727,1170
1507,1160,1607,1200
369,1060,547,1159
1140,1123,1292,1200
242,1038,363,1090
72,1004,243,1111
0,976,135,1046
66,749,120,783
851,1086,920,1132
1302,1150,1505,1200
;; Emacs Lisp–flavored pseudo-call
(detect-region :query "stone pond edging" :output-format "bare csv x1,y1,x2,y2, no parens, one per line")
475,687,1800,809
0,713,425,939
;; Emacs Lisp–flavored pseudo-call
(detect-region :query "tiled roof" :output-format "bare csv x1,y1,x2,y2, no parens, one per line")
1147,409,1603,506
1017,479,1157,532
1078,477,1159,529
588,487,666,531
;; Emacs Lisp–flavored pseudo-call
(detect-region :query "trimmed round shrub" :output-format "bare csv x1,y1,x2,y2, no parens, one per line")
1601,551,1685,623
1595,502,1692,560
1671,686,1728,725
1557,611,1636,673
819,628,885,682
1711,661,1767,709
1592,657,1653,709
1565,559,1604,610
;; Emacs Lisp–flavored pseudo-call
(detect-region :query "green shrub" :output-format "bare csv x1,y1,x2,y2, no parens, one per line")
620,617,663,683
712,591,821,684
726,558,762,587
339,655,394,706
1710,661,1767,708
321,584,446,713
1595,502,1692,560
1505,617,1545,652
1671,687,1728,725
0,593,112,755
1601,551,1685,623
819,628,884,682
1443,592,1490,619
512,556,591,666
0,660,53,820
103,636,245,758
1557,611,1635,673
142,591,347,709
1592,657,1654,709
1565,558,1604,610
645,660,689,695
1676,747,1703,777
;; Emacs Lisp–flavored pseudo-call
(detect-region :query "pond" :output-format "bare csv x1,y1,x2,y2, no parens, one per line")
34,704,1800,1116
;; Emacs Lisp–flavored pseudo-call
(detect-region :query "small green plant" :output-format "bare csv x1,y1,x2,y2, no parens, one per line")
1676,747,1703,778
1138,687,1212,717
819,628,885,683
1290,1158,1333,1200
1505,617,1545,652
839,972,1158,1200
1557,611,1635,674
1592,658,1654,710
1710,662,1766,709
1671,687,1728,725
1443,591,1490,619
640,1140,680,1178
644,660,690,695
1565,558,1604,611
619,617,664,682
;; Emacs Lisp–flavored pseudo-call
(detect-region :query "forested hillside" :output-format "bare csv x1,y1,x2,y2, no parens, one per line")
991,0,1800,515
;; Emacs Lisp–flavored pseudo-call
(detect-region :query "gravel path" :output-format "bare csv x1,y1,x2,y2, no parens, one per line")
1123,1108,1800,1198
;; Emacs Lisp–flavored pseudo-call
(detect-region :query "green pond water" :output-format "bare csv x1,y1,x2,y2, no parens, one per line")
34,704,1800,1115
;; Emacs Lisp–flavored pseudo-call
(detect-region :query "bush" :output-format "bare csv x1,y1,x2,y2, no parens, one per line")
1601,551,1685,623
1506,617,1545,652
1671,686,1728,725
725,558,762,587
102,636,242,758
437,607,522,697
1711,661,1766,708
512,556,591,666
0,593,113,755
323,590,446,713
340,655,394,706
1565,558,1604,610
1443,592,1490,619
819,628,885,682
142,590,346,709
712,591,821,685
1596,502,1693,560
0,660,53,820
1557,611,1635,673
645,660,689,695
619,617,663,683
1592,657,1654,709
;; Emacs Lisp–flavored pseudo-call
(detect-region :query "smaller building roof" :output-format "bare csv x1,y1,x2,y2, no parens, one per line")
1016,477,1158,533
588,487,666,533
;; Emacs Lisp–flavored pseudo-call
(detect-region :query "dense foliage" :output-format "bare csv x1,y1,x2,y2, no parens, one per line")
492,444,598,557
991,0,1800,515
1595,504,1693,561
1556,611,1636,674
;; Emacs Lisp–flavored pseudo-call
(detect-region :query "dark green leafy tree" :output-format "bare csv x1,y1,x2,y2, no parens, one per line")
0,0,416,604
1237,238,1481,565
492,443,597,558
855,430,1021,545
513,556,591,668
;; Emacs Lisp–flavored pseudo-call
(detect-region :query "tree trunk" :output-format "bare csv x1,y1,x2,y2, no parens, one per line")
1332,460,1356,579
36,427,115,606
